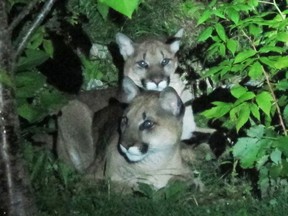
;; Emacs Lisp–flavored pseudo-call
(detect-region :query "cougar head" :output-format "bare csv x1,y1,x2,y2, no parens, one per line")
119,77,184,162
116,29,184,91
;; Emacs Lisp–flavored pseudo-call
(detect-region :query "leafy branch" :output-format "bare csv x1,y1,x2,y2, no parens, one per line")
15,0,57,59
240,29,287,135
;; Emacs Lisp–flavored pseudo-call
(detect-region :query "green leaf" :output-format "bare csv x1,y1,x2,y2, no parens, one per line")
273,56,288,69
137,183,155,199
226,7,239,24
197,10,212,25
17,49,49,72
250,103,260,120
247,125,265,138
219,43,226,57
231,85,247,99
234,49,257,64
276,136,288,157
0,69,14,88
202,102,232,119
260,56,288,69
17,103,44,123
232,137,265,168
43,39,54,58
99,0,140,18
269,164,282,179
227,39,238,55
275,32,288,42
213,10,226,19
276,80,288,91
270,148,282,165
215,23,226,42
197,26,213,42
248,61,262,79
248,24,262,37
283,105,288,126
97,2,109,19
256,91,273,116
258,46,284,54
236,103,250,131
236,92,255,105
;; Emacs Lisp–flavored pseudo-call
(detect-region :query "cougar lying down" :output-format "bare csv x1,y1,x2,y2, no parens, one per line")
57,77,196,191
116,29,196,140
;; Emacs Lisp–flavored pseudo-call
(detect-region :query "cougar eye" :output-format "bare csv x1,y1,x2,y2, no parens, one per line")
161,58,170,66
139,120,155,131
137,60,148,69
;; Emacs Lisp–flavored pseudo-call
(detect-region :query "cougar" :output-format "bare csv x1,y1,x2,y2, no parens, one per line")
57,77,198,191
115,29,196,140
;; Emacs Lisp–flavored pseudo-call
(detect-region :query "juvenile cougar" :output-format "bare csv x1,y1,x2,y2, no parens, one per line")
57,77,195,191
116,29,196,140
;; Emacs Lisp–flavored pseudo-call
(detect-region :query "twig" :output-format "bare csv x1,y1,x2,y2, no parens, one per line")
241,29,287,136
15,0,57,59
8,0,39,33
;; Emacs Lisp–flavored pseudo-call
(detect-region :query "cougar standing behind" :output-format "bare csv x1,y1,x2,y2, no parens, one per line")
115,29,196,140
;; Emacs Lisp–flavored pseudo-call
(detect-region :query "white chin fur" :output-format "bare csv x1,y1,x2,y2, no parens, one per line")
146,80,167,91
119,144,146,162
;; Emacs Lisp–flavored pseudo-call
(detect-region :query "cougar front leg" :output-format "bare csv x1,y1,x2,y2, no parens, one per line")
57,100,96,172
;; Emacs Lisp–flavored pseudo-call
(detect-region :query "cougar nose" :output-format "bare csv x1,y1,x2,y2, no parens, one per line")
152,78,162,85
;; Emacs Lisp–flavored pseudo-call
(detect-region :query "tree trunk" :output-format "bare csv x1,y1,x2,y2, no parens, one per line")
0,2,36,216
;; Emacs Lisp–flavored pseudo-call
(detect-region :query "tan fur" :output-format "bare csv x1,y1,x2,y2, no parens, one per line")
116,30,196,140
57,79,196,192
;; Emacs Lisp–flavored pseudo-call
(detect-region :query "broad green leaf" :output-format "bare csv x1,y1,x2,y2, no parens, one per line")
247,125,265,138
250,103,260,120
235,92,256,105
273,56,288,69
99,0,140,18
17,103,44,123
197,10,212,25
259,46,284,54
231,85,247,99
202,103,232,119
215,23,226,42
276,80,288,91
256,91,273,116
214,10,226,19
226,7,239,24
260,56,288,69
232,137,263,168
248,61,262,79
275,32,288,42
17,49,49,72
227,39,238,55
248,24,262,37
197,26,213,42
234,49,257,63
236,103,250,131
270,148,282,165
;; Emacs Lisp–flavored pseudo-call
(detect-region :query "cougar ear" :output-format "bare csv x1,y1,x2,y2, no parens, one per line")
168,28,184,54
116,33,135,60
159,87,184,116
121,76,140,103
